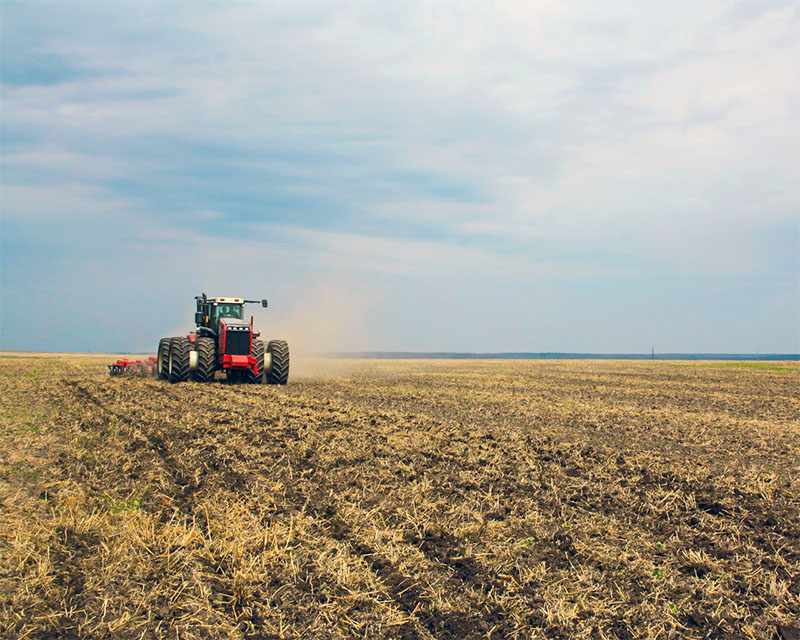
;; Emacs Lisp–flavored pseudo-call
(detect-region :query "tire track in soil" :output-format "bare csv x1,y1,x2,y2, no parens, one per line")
64,380,643,639
62,379,749,639
64,380,297,516
411,530,546,634
260,448,514,635
59,380,286,635
37,380,228,636
61,380,212,515
61,380,468,638
58,380,271,536
294,490,483,640
196,383,527,639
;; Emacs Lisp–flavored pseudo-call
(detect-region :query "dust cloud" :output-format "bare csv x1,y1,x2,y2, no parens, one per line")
256,280,376,378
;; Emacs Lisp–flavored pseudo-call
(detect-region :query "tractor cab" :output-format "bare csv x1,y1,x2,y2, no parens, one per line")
210,299,244,328
188,293,272,379
195,296,248,332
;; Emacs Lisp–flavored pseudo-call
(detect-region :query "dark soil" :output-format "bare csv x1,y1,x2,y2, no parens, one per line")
1,357,798,639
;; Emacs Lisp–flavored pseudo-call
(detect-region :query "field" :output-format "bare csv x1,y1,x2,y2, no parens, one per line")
1,355,798,640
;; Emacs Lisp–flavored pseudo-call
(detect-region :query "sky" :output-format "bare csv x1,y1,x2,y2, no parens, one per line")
1,0,798,353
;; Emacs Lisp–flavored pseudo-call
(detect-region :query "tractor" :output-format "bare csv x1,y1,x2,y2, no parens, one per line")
156,294,289,384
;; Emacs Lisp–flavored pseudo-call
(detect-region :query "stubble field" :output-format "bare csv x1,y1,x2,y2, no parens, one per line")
1,355,798,640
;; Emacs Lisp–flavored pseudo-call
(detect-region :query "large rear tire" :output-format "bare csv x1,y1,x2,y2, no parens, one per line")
247,339,265,384
193,336,216,382
266,340,289,385
157,338,171,380
168,337,191,383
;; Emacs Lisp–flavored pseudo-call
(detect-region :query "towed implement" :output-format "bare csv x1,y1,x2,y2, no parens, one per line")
109,294,289,384
108,357,158,377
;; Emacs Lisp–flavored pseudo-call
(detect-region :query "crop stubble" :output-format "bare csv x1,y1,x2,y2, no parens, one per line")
0,356,798,639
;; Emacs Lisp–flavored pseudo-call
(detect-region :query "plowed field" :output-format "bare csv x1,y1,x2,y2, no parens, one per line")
1,355,798,640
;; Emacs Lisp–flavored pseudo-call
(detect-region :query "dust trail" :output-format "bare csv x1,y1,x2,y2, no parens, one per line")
255,279,376,378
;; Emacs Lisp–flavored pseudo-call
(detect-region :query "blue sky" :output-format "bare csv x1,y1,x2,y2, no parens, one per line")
1,0,798,353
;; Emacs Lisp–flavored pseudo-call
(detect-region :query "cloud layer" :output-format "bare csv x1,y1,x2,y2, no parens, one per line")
2,0,798,352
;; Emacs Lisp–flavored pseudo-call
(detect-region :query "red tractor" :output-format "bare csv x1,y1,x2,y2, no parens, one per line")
156,294,289,384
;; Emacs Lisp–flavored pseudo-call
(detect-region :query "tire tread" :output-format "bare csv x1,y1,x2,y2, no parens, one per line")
193,336,216,382
169,337,191,383
266,340,289,385
247,340,265,384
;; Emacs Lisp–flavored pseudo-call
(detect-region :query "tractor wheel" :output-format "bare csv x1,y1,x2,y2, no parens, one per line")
168,337,191,383
247,340,266,384
193,336,216,382
157,338,171,379
266,340,289,385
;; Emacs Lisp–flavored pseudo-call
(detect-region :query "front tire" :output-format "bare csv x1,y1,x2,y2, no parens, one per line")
168,337,191,383
266,340,289,385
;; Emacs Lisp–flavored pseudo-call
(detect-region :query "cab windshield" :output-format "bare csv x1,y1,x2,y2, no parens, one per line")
213,303,243,323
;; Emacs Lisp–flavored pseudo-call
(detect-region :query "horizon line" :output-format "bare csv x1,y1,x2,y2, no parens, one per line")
1,350,798,362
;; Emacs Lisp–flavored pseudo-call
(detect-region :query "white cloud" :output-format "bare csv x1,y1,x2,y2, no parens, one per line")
2,0,797,351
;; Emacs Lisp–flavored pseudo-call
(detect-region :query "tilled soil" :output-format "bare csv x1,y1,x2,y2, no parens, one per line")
1,357,798,639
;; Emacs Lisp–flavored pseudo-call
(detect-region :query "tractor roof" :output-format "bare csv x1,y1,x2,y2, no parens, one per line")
209,297,243,304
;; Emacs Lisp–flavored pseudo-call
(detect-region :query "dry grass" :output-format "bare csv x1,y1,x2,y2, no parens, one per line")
1,356,798,639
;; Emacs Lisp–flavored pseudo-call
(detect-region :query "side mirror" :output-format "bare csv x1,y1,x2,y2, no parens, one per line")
261,299,268,308
194,312,204,325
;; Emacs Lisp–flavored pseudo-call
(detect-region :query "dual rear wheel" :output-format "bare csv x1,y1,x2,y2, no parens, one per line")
246,339,289,384
156,336,192,383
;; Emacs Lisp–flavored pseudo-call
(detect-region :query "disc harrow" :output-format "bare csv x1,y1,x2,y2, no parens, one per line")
108,357,158,378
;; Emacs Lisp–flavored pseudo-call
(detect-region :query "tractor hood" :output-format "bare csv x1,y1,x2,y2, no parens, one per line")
220,320,251,329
